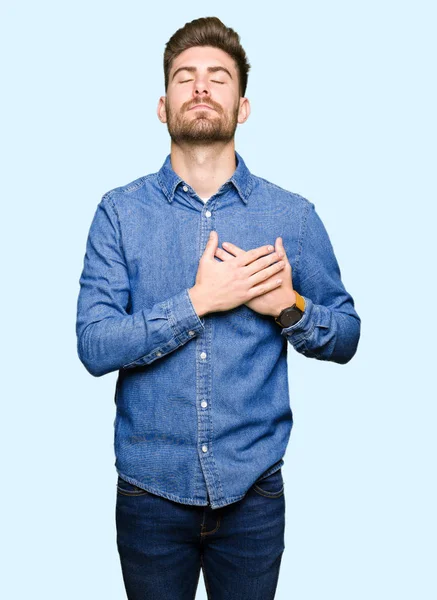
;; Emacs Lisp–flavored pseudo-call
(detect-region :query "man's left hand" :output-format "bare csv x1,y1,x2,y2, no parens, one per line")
214,236,297,318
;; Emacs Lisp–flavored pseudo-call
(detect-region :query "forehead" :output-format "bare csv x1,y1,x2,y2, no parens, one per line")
170,46,236,75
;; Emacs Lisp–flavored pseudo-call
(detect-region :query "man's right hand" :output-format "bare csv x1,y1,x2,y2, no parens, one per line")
188,230,285,318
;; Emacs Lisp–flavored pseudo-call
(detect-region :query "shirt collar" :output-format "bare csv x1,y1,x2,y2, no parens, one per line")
157,150,253,205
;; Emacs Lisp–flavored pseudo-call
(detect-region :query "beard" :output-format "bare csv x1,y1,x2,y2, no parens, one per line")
165,98,239,144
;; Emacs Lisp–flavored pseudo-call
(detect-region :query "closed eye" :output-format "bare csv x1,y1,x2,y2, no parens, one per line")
179,79,225,84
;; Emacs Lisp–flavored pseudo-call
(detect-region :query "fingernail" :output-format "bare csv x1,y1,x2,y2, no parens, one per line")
268,245,273,251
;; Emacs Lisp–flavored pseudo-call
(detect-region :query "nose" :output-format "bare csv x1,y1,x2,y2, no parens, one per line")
193,73,211,97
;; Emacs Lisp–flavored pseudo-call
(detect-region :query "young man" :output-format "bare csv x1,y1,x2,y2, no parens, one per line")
76,16,361,600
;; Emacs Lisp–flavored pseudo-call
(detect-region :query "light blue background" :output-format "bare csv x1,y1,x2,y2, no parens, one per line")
2,1,436,598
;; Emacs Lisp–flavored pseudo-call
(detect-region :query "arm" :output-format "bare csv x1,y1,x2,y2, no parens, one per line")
76,194,204,377
280,200,361,364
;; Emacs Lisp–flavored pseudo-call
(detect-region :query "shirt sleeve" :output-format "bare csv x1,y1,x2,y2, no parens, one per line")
280,200,361,364
76,194,205,377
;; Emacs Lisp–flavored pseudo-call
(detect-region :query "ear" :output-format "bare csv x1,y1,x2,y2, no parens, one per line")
157,96,167,123
237,97,251,124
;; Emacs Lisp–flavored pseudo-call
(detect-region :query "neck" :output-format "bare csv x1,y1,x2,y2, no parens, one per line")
169,140,236,198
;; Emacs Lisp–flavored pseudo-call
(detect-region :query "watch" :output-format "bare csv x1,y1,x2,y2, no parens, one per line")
274,292,306,328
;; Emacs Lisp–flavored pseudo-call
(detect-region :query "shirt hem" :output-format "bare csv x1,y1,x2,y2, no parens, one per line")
116,457,284,510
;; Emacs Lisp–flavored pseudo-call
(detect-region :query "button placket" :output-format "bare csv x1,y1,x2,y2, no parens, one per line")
195,211,219,504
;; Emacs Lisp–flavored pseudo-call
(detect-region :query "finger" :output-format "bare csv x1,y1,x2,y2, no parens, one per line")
203,230,218,258
276,237,293,282
224,242,275,267
276,237,288,263
214,247,233,261
221,241,242,257
249,258,285,287
244,248,282,277
249,275,283,299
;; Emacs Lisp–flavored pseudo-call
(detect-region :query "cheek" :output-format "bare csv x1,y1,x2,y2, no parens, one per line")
166,90,186,113
215,97,234,115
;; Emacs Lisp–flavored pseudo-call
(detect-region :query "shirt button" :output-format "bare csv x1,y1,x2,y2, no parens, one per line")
188,330,195,336
182,185,188,192
201,401,208,408
200,351,207,359
202,445,208,453
156,351,162,356
205,211,211,218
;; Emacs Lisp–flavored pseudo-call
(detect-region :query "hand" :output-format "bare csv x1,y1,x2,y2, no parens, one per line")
214,236,297,318
188,231,287,317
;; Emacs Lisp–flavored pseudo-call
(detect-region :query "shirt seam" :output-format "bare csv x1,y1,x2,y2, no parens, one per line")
294,199,312,289
103,191,132,294
104,173,155,197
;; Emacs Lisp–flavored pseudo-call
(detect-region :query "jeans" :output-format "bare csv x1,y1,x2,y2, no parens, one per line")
115,468,286,599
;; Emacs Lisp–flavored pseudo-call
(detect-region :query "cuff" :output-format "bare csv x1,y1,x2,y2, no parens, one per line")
165,288,205,343
280,295,317,346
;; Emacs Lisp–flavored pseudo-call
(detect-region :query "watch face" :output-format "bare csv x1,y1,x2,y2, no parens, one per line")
279,307,303,327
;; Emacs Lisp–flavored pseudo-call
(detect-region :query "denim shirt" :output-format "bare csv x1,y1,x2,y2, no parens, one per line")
76,151,361,509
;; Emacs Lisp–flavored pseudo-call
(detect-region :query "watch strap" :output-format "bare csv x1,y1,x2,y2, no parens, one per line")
294,291,306,312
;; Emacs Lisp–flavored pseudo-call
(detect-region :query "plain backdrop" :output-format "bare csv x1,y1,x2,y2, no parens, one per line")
2,1,436,599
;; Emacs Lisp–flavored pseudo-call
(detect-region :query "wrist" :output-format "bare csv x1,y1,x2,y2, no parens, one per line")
188,286,210,319
274,290,297,318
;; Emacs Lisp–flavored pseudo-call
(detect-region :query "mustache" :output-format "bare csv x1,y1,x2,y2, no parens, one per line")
185,100,221,112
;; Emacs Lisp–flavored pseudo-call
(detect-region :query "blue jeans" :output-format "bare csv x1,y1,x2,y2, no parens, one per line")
115,468,286,599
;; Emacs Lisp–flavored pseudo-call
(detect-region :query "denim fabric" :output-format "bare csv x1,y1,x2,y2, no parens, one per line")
76,151,361,510
116,469,285,599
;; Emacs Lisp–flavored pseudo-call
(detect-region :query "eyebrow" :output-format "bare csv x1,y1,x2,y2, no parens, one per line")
171,65,233,82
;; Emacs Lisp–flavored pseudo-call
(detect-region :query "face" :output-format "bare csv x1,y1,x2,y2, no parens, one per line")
157,46,250,145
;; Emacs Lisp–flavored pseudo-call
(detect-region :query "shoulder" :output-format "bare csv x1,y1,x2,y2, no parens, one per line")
100,172,158,212
251,173,315,212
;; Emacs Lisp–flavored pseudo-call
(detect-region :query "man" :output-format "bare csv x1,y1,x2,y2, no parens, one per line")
76,16,361,600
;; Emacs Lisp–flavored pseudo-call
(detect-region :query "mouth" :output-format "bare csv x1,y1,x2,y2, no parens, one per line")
189,104,215,111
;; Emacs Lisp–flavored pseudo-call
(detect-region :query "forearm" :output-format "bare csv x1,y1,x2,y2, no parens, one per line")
77,288,204,377
280,296,361,364
188,285,211,319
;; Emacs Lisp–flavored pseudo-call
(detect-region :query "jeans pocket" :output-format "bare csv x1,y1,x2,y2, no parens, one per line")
116,475,149,497
252,468,284,498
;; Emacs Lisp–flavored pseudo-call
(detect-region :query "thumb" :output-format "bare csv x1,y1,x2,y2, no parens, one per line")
275,236,287,260
204,230,218,258
276,236,291,270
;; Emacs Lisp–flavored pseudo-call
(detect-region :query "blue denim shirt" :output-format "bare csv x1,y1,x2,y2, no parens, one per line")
76,151,361,509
